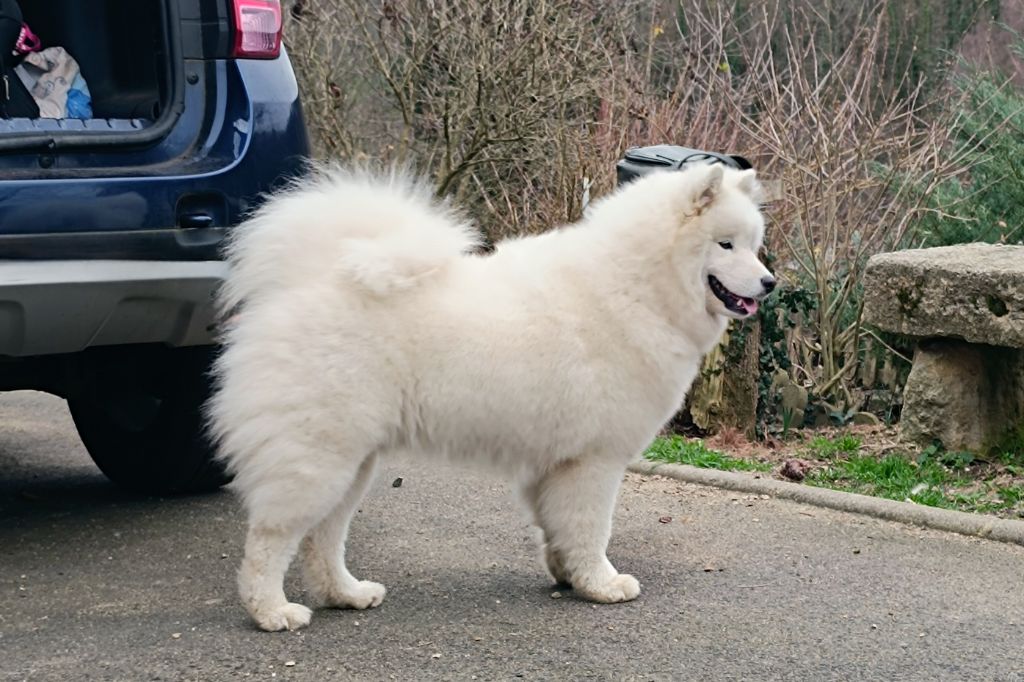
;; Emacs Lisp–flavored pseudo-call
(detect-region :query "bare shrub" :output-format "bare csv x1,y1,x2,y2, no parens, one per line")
724,5,983,409
287,0,644,239
286,1,764,239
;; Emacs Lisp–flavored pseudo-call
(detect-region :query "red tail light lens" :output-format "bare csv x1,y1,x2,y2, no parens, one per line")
231,0,283,59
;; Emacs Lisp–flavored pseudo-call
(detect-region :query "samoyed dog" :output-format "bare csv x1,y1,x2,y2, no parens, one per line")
209,162,774,631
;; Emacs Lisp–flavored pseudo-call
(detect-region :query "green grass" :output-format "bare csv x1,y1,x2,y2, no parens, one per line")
805,453,966,509
802,436,1017,513
646,433,1023,517
806,434,862,459
824,457,1023,514
645,436,771,472
996,485,1024,507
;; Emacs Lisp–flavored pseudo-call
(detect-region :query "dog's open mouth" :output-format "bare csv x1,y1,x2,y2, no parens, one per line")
708,275,758,316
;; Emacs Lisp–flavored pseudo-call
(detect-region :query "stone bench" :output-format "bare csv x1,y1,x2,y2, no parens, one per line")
863,243,1024,453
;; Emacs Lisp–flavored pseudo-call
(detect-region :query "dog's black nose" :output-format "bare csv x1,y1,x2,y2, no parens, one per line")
761,276,776,294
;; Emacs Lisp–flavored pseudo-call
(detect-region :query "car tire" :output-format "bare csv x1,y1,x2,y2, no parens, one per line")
68,345,229,494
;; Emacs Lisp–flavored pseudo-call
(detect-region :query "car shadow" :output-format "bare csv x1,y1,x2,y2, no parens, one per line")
0,464,232,532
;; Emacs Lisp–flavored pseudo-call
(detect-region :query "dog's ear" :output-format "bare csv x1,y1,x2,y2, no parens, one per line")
693,164,725,214
735,169,764,204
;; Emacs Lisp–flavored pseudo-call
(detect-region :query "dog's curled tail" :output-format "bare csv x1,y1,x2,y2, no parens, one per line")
218,165,481,313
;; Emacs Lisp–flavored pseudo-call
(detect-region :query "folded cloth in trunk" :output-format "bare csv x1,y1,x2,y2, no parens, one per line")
15,46,92,119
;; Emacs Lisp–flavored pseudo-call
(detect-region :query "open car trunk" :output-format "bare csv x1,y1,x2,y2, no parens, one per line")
0,0,180,150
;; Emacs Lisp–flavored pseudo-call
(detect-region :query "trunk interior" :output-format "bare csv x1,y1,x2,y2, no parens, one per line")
6,0,171,126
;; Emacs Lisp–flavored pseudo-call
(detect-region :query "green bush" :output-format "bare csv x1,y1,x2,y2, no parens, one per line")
915,57,1024,246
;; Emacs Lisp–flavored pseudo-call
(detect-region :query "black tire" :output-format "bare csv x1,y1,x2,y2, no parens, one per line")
68,345,229,495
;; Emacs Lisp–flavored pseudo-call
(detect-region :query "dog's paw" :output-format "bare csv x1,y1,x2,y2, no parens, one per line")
252,602,313,632
322,580,387,610
575,573,641,604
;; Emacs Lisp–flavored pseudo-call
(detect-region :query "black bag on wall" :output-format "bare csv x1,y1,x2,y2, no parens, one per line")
616,145,752,186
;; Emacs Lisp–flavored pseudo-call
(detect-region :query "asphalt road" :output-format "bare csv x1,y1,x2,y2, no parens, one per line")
2,391,1023,681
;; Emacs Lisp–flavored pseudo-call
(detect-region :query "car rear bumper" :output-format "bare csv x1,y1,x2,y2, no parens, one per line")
0,260,226,357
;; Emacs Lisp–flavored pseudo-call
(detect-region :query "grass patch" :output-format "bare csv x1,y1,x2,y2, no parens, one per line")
645,436,771,473
805,453,966,509
811,452,1024,515
802,437,1019,513
806,434,862,459
647,431,1024,518
996,485,1024,507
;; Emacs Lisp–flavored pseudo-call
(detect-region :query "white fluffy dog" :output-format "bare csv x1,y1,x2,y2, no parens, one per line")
209,162,774,631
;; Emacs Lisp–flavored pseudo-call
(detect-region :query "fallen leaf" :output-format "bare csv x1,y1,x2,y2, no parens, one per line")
780,459,812,481
658,516,672,524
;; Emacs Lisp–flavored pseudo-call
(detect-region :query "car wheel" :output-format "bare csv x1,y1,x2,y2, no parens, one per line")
68,345,229,494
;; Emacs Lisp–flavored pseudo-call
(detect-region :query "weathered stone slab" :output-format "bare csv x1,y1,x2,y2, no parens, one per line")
900,340,1024,452
864,243,1024,348
863,243,1024,453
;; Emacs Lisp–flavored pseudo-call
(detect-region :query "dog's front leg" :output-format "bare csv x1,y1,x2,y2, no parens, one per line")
529,458,640,603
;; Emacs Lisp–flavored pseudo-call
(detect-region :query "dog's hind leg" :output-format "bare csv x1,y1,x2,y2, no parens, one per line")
531,458,640,604
236,447,365,632
521,481,571,586
238,518,318,631
300,452,386,610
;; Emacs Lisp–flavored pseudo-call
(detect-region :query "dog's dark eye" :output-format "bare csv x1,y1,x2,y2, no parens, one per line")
718,241,733,250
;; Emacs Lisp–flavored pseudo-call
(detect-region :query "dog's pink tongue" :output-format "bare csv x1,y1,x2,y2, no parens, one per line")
741,297,758,315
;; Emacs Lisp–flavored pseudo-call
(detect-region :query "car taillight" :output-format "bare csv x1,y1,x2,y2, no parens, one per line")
231,0,282,59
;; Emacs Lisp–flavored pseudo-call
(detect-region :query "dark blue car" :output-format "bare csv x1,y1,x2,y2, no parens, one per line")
0,0,310,493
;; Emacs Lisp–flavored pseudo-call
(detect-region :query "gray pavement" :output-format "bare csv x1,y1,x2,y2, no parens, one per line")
1,391,1023,681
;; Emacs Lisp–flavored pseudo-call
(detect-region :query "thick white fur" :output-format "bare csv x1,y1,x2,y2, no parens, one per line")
209,163,771,631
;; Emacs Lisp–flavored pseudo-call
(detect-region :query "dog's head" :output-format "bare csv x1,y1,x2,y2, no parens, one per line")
685,164,774,320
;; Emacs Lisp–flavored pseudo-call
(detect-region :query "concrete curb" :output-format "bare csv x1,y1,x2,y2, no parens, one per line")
628,459,1024,548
